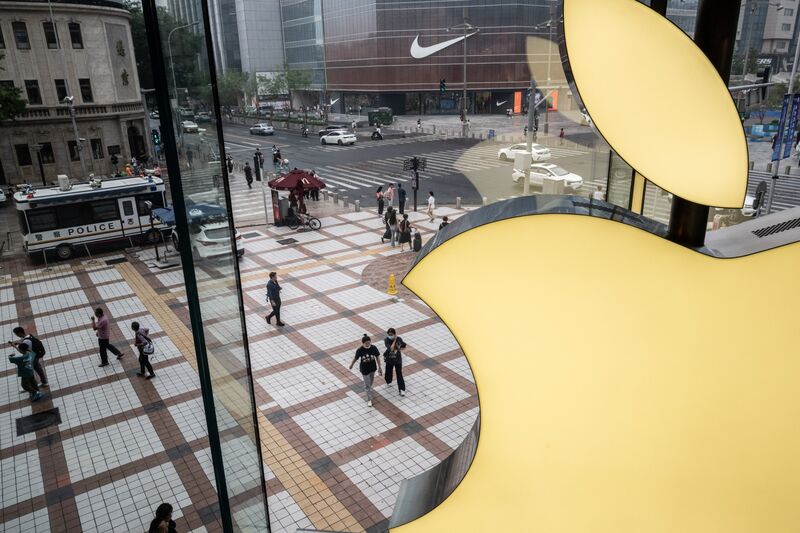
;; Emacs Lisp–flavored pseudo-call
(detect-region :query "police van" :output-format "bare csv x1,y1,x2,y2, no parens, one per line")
14,175,168,260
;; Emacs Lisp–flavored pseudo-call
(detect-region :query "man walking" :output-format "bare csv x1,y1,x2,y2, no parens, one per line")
186,148,194,170
11,326,47,387
397,183,407,214
265,272,285,327
244,162,253,189
559,128,565,145
91,308,124,367
426,190,436,222
8,344,42,402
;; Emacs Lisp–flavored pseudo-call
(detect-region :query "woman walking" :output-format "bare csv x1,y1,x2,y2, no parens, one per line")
398,214,412,251
376,186,385,217
385,184,395,209
132,321,155,379
383,206,398,246
349,334,382,407
383,328,407,396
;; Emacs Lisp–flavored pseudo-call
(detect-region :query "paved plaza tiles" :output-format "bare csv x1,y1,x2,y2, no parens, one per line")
0,202,478,532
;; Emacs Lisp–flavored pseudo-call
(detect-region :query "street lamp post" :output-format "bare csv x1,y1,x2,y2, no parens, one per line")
62,96,88,178
31,144,47,186
448,18,478,137
789,20,800,94
168,22,200,142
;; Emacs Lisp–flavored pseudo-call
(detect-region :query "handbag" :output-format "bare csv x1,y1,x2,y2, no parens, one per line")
140,333,155,356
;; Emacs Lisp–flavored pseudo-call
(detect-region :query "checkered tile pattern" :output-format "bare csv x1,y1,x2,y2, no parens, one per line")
0,196,478,532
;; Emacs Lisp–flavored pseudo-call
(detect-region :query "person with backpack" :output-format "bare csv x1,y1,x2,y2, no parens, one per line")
8,344,42,402
349,334,382,407
132,321,155,379
376,186,385,217
383,328,407,396
398,213,412,252
11,326,47,387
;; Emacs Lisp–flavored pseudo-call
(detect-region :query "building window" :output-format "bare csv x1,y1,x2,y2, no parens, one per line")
782,23,792,31
12,22,30,50
15,144,32,166
785,8,794,16
68,22,83,49
0,80,14,90
43,21,59,49
67,140,80,161
78,78,93,103
91,138,104,159
24,80,42,105
0,25,6,49
38,142,55,164
54,79,68,101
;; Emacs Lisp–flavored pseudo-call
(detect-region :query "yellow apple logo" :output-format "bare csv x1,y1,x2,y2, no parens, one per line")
392,1,800,532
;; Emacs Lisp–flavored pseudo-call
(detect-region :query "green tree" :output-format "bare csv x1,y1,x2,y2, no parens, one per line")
125,1,203,91
0,53,26,121
216,70,250,106
731,50,758,77
263,62,312,108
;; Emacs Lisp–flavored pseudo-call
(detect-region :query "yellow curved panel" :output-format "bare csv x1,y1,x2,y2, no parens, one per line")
564,0,748,208
395,215,800,532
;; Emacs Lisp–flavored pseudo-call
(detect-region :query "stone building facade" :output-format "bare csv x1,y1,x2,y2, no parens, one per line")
0,0,147,185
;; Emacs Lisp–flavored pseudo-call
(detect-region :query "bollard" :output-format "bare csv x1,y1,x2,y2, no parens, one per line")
387,274,398,295
343,196,349,207
332,192,339,204
355,199,361,212
482,196,489,206
767,163,772,173
749,161,754,170
785,166,791,174
456,196,462,208
432,124,436,134
323,190,329,201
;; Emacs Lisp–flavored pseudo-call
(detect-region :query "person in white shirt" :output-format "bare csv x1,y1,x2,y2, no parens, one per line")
592,185,605,201
385,184,395,208
427,191,436,222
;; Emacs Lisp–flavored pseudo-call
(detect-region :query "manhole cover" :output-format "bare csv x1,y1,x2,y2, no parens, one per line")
277,238,298,245
16,408,61,436
105,257,129,265
242,232,262,239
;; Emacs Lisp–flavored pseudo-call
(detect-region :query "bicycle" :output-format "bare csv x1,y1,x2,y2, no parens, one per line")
286,212,322,231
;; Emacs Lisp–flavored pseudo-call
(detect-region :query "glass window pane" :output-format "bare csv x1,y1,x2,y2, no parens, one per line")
91,200,119,222
24,80,41,105
79,78,93,102
69,22,83,49
15,144,32,166
27,209,57,232
12,22,30,50
43,21,59,49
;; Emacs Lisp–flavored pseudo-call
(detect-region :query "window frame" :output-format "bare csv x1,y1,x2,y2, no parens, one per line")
12,22,30,50
27,208,58,233
90,138,104,160
24,79,42,105
68,22,83,49
0,25,6,49
15,144,32,166
54,79,68,102
90,200,120,222
67,140,80,162
39,142,55,164
78,78,93,103
42,21,59,49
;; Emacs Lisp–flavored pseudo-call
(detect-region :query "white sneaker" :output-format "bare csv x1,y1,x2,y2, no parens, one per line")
400,390,405,397
367,400,373,407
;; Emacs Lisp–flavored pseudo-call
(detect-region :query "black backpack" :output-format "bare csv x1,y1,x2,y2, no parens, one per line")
26,335,46,358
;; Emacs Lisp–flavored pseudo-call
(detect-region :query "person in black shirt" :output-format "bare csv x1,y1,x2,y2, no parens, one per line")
349,334,382,407
265,272,284,327
148,503,177,533
383,328,407,396
397,183,407,214
244,162,253,189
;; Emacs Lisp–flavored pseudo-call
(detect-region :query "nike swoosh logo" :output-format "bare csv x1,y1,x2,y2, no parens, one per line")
329,98,339,105
496,100,508,106
410,32,477,59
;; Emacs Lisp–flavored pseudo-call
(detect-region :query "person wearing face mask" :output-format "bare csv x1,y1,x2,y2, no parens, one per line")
349,334,382,407
383,328,407,397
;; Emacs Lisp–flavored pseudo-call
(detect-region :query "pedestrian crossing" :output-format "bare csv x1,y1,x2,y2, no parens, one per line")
313,144,587,192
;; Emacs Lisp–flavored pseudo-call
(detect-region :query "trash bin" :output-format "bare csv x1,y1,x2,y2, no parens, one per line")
278,197,290,224
413,230,422,252
488,129,496,140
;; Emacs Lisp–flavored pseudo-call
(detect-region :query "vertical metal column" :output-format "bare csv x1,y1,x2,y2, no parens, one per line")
667,0,740,247
138,2,235,531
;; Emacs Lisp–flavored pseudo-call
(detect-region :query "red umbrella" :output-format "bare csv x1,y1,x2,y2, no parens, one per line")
268,169,326,190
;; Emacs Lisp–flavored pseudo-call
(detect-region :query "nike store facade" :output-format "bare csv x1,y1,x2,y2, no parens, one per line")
282,0,569,115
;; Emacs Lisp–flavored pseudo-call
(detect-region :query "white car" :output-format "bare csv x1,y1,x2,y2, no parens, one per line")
249,123,274,135
173,222,244,260
321,130,357,146
181,121,199,133
498,143,551,162
512,163,584,191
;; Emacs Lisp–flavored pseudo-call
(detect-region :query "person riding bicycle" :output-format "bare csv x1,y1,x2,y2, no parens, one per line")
372,124,383,140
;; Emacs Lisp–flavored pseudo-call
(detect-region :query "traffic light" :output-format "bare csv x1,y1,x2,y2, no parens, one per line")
758,65,771,99
151,128,161,146
440,79,446,94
